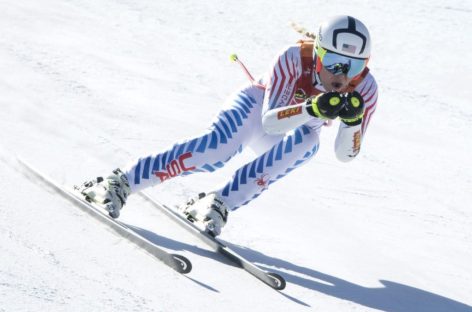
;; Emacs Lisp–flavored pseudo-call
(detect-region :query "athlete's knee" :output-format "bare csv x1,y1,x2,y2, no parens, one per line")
177,126,240,174
288,126,320,157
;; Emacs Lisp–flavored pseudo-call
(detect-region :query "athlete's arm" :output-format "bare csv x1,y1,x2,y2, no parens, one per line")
334,74,378,162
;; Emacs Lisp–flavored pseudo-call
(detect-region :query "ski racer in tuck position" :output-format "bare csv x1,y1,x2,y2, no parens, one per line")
79,15,379,236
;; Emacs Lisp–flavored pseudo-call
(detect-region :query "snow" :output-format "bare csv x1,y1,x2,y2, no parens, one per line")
1,0,471,311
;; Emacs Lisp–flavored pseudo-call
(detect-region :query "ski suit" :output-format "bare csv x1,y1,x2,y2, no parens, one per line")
123,44,378,210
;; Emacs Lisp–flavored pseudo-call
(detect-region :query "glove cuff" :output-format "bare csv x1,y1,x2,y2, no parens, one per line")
340,114,364,126
307,97,325,119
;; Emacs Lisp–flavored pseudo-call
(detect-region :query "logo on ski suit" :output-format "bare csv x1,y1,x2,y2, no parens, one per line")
153,152,196,182
254,174,270,189
277,106,302,119
348,130,361,157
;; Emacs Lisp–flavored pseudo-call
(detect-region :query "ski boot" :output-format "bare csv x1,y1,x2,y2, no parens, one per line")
181,193,229,236
77,168,131,218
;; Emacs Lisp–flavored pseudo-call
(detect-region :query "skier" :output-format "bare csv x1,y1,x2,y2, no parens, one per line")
79,15,378,236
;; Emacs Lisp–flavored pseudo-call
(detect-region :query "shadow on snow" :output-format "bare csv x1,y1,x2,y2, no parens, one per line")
229,244,472,312
130,224,472,312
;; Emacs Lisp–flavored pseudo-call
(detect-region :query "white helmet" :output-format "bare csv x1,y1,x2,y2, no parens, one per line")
317,15,371,59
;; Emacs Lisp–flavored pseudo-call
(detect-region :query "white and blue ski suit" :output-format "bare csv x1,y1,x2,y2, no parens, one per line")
123,44,378,210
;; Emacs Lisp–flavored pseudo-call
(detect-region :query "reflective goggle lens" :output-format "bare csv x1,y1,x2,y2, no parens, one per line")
317,45,367,78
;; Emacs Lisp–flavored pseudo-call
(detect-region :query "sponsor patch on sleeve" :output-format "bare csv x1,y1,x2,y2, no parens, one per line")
277,106,302,119
352,130,361,155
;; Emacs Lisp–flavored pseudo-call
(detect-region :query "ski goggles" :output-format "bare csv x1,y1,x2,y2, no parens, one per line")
316,45,368,78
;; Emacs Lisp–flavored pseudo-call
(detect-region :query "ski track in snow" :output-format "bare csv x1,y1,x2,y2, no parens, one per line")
1,0,472,311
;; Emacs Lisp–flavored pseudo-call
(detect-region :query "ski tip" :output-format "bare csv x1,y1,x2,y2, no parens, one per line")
172,254,192,274
267,272,286,290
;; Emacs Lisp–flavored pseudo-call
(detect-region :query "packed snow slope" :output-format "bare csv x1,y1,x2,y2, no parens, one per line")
1,0,471,311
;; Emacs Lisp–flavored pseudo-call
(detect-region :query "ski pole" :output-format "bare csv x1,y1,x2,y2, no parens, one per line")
230,54,266,90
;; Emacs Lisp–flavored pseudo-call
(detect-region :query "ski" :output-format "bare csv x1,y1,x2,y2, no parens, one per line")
138,191,286,290
17,159,192,274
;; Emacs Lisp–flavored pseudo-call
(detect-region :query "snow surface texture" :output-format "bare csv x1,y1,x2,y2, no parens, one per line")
1,0,471,311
